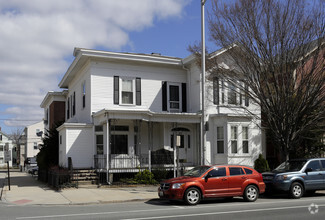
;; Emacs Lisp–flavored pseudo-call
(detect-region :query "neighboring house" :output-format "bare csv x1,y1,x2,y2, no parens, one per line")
0,128,16,167
19,121,44,163
40,91,67,131
41,47,263,180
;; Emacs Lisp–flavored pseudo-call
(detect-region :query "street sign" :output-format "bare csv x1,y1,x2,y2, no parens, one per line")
4,150,11,162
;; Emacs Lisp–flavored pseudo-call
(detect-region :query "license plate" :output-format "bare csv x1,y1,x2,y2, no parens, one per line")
159,191,164,197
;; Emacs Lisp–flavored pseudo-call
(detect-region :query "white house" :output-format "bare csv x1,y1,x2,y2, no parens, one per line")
20,121,44,161
0,129,16,167
43,47,263,177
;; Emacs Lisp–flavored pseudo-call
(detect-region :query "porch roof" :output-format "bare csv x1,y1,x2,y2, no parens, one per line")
93,108,201,124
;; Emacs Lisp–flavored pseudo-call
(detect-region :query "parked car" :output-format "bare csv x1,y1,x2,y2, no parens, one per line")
158,165,265,205
28,166,38,175
262,158,325,199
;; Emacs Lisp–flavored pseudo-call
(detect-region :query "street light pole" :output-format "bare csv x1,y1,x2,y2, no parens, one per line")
201,0,207,165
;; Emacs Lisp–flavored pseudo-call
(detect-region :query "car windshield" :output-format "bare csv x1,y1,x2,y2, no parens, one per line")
274,160,307,172
184,166,211,177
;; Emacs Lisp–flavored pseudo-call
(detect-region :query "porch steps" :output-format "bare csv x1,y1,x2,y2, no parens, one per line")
71,169,99,186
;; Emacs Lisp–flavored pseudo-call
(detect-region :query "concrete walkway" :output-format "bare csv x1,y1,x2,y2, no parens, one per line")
0,170,158,206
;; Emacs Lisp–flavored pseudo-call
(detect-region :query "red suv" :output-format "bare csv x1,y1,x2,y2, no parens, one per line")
158,165,265,205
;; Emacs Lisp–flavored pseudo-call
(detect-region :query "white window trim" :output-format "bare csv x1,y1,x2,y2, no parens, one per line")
119,77,136,106
228,124,251,155
167,82,182,113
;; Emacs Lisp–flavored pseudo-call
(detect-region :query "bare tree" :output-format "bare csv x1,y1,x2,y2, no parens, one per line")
199,0,325,161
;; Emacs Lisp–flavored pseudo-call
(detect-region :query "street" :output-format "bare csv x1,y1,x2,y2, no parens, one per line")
0,193,324,220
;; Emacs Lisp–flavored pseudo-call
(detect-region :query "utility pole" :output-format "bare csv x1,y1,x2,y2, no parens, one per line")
201,0,207,165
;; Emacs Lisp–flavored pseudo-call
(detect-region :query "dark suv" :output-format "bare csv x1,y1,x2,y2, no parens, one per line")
263,158,325,198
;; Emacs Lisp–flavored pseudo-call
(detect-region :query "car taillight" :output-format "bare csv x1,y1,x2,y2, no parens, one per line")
259,173,263,180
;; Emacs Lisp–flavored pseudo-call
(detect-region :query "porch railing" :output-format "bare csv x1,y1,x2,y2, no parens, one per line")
94,152,174,170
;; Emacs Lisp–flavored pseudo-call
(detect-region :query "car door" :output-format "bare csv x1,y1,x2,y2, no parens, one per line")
227,167,247,195
320,160,325,190
304,160,323,190
203,167,228,197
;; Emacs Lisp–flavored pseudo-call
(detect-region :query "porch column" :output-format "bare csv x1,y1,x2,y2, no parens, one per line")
106,116,111,184
148,121,153,172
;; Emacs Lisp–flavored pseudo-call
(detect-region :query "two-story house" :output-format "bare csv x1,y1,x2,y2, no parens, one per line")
0,128,16,167
42,46,263,180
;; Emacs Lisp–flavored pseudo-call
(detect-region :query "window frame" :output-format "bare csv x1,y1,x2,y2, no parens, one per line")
242,126,249,154
216,126,224,154
230,126,238,154
167,82,182,113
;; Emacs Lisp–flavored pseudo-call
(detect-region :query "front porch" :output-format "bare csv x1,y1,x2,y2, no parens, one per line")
92,109,201,175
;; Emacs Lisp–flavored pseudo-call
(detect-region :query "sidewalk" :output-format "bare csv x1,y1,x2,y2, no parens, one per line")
0,170,158,206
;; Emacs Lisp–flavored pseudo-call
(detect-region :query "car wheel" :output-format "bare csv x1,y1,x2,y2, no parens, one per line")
184,187,201,205
290,182,304,199
244,185,259,202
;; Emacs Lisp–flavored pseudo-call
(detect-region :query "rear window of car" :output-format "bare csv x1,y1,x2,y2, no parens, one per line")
229,167,244,176
244,168,253,175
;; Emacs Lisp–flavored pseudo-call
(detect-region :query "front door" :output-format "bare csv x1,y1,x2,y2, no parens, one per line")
203,167,229,197
171,129,192,164
304,160,323,190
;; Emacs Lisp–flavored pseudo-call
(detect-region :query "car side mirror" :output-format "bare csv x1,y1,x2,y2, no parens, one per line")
305,168,313,173
205,173,212,181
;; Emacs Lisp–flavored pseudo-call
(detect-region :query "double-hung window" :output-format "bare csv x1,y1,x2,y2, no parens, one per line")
242,126,249,153
231,126,238,153
216,127,224,154
114,76,141,106
121,78,134,104
162,82,187,113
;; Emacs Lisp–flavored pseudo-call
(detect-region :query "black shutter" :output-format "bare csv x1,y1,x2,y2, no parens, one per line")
182,83,187,112
136,77,141,105
67,98,70,119
114,76,119,104
213,77,219,105
162,81,167,111
73,92,76,115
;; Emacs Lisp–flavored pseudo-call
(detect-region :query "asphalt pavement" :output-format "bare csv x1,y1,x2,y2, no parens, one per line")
0,169,159,206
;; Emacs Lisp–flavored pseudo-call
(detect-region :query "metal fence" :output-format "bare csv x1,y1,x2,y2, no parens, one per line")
38,168,76,189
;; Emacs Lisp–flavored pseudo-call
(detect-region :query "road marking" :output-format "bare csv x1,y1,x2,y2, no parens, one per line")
15,197,325,219
122,204,325,220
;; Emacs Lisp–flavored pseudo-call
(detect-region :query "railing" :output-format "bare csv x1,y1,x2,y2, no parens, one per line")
94,151,174,170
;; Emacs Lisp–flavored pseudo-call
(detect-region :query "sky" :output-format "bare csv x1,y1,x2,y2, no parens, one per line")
0,0,217,135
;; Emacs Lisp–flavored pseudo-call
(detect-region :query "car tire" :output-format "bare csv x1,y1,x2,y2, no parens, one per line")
289,182,304,199
243,185,259,202
184,187,201,205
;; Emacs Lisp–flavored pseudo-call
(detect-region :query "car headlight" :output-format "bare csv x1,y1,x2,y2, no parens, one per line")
172,183,185,189
275,175,288,181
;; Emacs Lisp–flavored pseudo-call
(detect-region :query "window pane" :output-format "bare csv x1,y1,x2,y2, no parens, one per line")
244,168,253,175
231,141,237,153
231,126,237,139
122,91,133,104
228,83,237,105
242,127,248,139
243,141,249,153
217,127,224,139
169,85,179,101
306,161,321,171
217,141,224,153
208,167,226,177
122,79,132,92
229,167,244,176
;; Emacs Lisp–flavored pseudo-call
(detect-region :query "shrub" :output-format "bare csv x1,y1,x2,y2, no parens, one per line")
134,169,158,184
254,154,270,173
